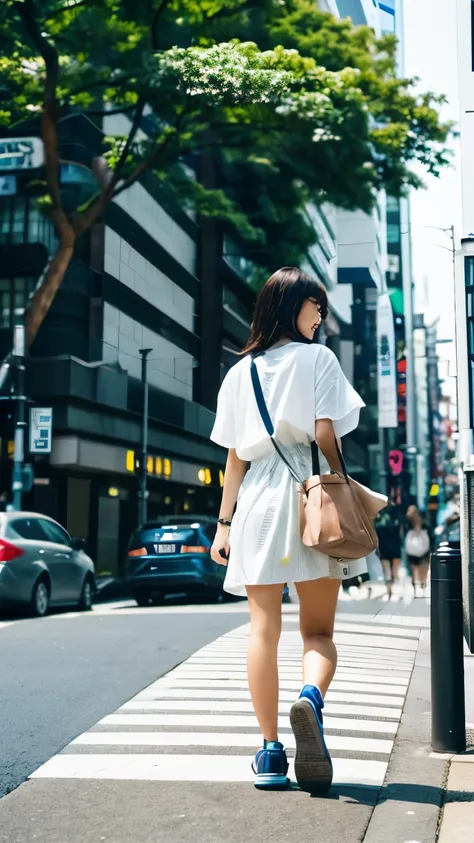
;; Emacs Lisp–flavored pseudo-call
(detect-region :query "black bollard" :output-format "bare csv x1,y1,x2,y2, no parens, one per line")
431,542,466,753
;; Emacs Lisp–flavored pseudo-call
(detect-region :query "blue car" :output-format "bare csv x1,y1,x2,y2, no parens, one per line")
125,517,227,605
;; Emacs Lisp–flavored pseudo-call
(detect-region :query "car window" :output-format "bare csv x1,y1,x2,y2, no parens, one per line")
7,517,50,541
40,519,72,546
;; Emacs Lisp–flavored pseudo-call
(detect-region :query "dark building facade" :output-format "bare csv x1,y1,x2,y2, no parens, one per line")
0,117,254,579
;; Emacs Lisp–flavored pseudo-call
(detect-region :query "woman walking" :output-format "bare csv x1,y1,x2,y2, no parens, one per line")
374,502,403,599
405,504,431,595
210,267,365,794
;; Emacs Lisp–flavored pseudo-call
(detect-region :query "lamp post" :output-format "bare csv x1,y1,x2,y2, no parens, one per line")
10,324,27,511
138,348,152,527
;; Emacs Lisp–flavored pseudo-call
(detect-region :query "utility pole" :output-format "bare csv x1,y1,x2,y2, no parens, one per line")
138,348,152,527
10,323,26,511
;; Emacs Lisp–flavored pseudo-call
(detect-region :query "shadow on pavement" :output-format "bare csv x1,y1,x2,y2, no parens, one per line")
333,781,474,807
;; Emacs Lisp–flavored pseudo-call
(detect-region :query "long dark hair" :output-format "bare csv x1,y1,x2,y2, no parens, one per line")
241,266,328,356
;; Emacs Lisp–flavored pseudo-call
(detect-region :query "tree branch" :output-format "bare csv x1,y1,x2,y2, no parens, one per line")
43,0,87,19
150,0,172,50
84,104,137,117
106,96,146,195
111,104,188,199
111,143,165,200
69,73,136,99
19,0,62,214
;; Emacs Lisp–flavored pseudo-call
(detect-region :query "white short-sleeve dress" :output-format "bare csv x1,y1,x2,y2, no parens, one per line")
210,342,368,596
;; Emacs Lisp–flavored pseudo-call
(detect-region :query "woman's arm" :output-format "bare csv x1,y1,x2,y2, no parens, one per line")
315,419,344,473
211,449,248,566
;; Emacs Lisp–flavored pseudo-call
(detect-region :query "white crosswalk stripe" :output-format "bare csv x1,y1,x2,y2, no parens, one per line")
30,619,420,788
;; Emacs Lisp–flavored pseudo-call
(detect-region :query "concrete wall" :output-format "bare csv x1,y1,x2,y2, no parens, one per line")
102,303,193,400
456,0,474,236
103,227,194,332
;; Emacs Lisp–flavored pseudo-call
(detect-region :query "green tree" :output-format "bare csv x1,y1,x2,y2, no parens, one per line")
0,0,450,346
193,0,451,273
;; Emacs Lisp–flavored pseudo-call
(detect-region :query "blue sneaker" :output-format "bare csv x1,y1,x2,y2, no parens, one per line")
290,684,333,794
252,740,289,790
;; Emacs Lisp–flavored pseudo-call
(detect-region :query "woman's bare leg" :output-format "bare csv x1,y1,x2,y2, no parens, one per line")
295,577,341,696
418,557,430,587
246,583,284,742
381,559,393,598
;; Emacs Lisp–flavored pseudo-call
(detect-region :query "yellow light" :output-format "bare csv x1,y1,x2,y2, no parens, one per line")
108,487,119,498
8,440,14,457
155,457,163,476
147,455,154,474
183,501,190,512
205,468,212,486
164,496,171,505
198,469,206,483
219,470,224,488
430,483,440,497
163,458,172,477
126,450,135,472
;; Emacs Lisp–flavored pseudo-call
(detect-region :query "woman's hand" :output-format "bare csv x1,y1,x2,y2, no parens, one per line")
211,524,230,567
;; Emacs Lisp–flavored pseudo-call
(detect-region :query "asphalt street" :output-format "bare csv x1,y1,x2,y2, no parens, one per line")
0,587,437,843
0,599,249,798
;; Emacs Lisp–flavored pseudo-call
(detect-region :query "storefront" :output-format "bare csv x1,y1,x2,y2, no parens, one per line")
0,434,223,579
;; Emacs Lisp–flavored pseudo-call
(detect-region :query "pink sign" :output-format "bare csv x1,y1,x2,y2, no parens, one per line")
389,450,403,476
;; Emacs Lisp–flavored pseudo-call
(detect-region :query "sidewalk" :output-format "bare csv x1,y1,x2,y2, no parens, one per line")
0,590,470,843
437,641,474,843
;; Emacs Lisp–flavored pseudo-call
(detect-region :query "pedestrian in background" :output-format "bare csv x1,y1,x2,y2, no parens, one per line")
405,504,431,595
209,267,365,794
374,501,403,599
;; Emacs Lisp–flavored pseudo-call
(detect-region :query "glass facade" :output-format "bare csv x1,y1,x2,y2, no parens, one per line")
0,196,57,251
0,277,37,329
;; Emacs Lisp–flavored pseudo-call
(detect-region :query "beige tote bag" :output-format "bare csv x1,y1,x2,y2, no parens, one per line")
251,355,388,561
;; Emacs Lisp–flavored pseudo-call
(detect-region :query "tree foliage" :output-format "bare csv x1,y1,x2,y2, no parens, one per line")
0,0,450,344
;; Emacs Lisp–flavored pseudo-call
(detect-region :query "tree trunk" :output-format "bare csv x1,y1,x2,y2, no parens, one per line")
25,225,76,348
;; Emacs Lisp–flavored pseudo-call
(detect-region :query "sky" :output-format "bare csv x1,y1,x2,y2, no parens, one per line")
402,0,461,385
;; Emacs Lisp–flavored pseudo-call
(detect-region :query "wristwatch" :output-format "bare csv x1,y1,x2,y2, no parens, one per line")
217,518,232,527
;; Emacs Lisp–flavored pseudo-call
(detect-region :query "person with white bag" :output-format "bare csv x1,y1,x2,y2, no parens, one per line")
405,504,431,595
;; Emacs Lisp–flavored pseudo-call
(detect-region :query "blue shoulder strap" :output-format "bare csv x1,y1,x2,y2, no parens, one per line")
249,353,349,481
250,357,274,436
250,355,321,480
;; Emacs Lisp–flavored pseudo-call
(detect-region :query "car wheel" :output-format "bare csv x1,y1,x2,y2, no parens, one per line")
78,576,94,612
134,591,152,607
31,578,50,618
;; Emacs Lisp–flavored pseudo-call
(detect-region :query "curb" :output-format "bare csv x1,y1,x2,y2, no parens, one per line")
362,628,448,843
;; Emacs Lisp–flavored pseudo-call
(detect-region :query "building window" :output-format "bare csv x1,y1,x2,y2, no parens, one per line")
0,277,36,329
386,196,399,213
387,223,400,245
0,197,57,252
222,236,254,284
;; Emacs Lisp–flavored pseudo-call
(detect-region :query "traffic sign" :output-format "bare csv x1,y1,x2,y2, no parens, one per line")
29,407,53,454
0,137,43,171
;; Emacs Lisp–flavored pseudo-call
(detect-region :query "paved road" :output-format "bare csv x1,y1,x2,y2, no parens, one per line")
0,599,249,798
0,591,430,843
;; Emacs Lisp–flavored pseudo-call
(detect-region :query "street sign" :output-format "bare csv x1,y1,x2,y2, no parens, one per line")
0,137,43,171
389,450,403,476
377,293,398,428
0,175,17,196
29,407,53,454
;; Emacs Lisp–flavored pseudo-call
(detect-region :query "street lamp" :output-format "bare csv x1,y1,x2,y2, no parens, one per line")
138,348,152,527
